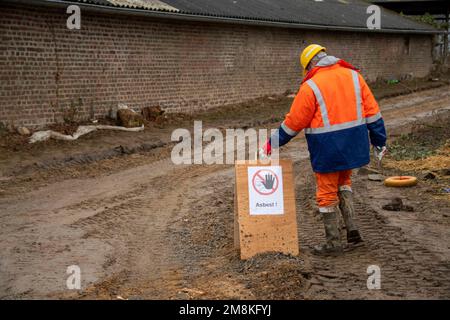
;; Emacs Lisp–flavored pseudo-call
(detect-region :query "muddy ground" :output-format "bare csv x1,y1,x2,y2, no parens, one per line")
0,83,449,300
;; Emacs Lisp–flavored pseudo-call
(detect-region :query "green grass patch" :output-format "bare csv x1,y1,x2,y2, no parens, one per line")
388,120,449,161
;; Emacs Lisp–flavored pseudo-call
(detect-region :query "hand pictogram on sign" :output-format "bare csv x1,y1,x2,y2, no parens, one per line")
252,169,279,195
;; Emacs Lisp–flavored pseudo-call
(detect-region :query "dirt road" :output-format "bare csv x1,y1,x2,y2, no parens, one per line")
1,86,449,299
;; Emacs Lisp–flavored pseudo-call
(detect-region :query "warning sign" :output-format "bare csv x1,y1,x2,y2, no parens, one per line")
234,160,298,259
248,166,284,215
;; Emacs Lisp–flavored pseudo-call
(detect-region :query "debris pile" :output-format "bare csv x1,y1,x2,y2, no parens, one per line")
382,197,414,212
117,108,144,128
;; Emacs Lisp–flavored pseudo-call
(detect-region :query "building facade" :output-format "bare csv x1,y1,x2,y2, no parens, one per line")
0,1,438,128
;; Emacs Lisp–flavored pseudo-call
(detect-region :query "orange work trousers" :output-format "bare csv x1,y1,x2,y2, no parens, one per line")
314,170,352,211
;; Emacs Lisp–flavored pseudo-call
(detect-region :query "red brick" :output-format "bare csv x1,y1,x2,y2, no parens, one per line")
0,3,435,128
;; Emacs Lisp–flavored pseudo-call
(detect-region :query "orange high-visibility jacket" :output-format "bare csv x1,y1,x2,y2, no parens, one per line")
274,56,386,173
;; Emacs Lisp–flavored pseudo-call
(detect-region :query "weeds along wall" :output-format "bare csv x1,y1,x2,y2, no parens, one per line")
1,3,434,128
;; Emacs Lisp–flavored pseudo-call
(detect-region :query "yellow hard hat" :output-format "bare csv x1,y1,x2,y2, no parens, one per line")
300,44,326,72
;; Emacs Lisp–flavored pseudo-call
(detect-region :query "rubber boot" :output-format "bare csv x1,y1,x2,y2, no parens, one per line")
313,210,343,256
335,206,345,233
338,190,363,244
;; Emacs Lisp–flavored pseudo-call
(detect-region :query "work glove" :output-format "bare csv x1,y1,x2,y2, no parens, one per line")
257,140,271,160
373,146,387,162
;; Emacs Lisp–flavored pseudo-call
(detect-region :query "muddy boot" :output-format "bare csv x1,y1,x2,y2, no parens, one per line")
338,190,363,244
313,210,343,256
335,206,345,233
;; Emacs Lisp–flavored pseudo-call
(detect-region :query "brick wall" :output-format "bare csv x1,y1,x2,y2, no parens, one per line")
0,3,434,128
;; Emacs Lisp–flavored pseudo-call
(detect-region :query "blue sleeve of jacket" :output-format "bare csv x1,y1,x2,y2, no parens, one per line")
269,124,296,148
366,118,387,147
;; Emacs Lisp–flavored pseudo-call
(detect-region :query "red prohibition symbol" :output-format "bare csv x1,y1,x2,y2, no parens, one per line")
252,169,279,196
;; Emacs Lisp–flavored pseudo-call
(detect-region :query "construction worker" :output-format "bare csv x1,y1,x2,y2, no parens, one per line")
260,44,387,255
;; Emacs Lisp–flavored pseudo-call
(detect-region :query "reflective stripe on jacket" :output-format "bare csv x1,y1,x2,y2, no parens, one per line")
282,57,386,173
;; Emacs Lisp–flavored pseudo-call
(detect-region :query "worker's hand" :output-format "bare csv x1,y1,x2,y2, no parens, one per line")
257,140,272,160
258,148,270,160
373,146,387,162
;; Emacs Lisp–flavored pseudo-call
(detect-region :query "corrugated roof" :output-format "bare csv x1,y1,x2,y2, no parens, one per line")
27,0,442,33
161,0,438,30
371,0,450,15
107,0,178,11
372,0,440,3
63,0,180,11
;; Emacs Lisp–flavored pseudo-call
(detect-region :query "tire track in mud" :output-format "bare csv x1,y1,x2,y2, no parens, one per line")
380,87,450,112
1,86,450,299
65,164,229,299
164,157,450,300
63,113,450,300
294,167,450,299
0,158,222,299
60,98,450,299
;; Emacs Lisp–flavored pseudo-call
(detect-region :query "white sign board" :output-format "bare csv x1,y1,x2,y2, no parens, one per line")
247,166,284,215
